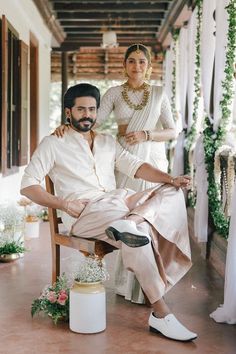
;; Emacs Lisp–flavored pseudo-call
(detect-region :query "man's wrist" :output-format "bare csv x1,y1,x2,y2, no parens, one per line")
61,199,69,213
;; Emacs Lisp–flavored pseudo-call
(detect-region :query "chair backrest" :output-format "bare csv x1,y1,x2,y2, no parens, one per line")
45,175,61,235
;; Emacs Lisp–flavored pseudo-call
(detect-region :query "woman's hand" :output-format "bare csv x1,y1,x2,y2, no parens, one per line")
171,175,191,189
63,199,90,218
125,131,147,145
52,124,69,138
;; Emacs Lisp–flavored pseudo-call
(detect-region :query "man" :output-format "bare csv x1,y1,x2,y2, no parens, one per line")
21,83,197,341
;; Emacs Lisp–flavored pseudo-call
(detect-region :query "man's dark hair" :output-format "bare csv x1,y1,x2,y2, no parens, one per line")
63,83,100,109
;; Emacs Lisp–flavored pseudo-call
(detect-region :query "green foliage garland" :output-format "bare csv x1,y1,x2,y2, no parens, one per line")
184,0,203,207
203,0,236,238
171,28,180,120
184,0,203,165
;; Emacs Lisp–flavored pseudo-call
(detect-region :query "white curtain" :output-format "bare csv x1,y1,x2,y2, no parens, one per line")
193,135,209,241
163,47,173,101
172,131,185,176
187,8,197,131
213,0,230,131
178,27,189,129
172,27,189,176
210,182,236,324
201,0,216,116
193,0,216,242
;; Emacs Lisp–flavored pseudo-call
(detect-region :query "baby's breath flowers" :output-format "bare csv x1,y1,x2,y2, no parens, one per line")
75,255,109,283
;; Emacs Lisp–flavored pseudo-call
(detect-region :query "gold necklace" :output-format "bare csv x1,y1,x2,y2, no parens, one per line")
122,82,150,110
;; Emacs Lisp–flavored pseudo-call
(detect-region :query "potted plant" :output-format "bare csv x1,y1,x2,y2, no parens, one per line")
31,273,70,324
0,204,26,262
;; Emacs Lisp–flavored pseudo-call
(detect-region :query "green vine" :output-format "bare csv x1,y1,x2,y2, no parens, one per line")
184,0,203,207
167,28,180,173
171,28,180,120
203,0,236,238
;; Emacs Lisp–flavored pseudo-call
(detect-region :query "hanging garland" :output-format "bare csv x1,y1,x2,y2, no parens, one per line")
184,0,203,207
166,28,180,173
203,0,236,238
170,28,180,120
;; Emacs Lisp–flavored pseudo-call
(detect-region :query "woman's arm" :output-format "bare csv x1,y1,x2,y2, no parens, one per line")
125,90,176,145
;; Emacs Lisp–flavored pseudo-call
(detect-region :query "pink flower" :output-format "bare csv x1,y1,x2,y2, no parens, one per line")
57,291,68,306
47,291,57,303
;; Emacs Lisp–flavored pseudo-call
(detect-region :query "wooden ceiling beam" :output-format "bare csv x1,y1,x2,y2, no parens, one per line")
32,0,65,44
51,0,170,6
158,0,189,43
65,30,158,35
61,21,161,27
51,0,171,3
56,13,165,20
66,33,157,38
53,3,169,12
55,40,158,51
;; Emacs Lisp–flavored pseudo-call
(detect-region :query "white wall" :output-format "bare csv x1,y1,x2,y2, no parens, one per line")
0,0,52,203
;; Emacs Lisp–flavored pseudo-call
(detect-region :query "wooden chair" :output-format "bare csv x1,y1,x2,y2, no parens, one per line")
45,175,116,284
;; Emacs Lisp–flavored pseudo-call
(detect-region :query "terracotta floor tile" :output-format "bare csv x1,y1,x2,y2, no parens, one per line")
0,222,235,354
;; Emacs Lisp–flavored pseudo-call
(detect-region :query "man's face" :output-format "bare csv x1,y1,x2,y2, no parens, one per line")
66,96,97,132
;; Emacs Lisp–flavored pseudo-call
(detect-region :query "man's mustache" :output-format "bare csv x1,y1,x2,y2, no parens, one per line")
78,117,94,123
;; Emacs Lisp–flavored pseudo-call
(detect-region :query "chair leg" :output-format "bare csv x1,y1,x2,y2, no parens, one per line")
52,243,60,284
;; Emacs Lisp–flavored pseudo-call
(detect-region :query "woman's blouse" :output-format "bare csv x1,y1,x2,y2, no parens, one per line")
96,85,175,130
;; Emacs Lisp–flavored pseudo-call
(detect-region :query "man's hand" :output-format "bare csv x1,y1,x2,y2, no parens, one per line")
171,175,191,189
64,199,90,218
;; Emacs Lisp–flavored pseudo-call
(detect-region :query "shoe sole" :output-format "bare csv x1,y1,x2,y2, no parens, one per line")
105,226,149,248
149,326,197,342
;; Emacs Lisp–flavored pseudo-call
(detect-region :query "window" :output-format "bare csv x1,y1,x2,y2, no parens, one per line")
1,15,29,175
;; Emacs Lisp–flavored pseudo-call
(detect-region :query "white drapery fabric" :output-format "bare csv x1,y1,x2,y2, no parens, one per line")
172,26,189,177
187,8,197,131
201,0,216,116
193,135,209,241
172,131,185,176
178,26,189,129
213,0,230,131
210,182,236,324
163,47,173,102
193,0,216,242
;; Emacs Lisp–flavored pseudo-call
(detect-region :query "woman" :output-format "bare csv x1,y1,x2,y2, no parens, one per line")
54,43,176,304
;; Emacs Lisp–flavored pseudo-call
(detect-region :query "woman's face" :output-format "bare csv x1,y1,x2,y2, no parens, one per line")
124,50,149,81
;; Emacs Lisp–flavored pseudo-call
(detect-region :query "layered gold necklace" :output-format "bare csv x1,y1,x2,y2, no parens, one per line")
121,82,150,110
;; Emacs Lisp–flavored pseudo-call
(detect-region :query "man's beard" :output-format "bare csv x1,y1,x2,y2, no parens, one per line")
71,117,96,132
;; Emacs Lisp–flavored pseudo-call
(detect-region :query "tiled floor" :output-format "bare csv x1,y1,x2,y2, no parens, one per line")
0,222,235,354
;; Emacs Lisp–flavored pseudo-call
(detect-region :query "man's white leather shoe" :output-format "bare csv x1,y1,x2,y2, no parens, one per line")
105,220,151,248
149,312,197,342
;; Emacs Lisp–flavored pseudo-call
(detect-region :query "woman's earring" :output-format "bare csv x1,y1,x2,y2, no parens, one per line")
123,68,128,78
145,67,152,80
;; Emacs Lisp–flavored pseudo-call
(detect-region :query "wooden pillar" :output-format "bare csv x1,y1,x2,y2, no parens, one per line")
61,51,68,123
